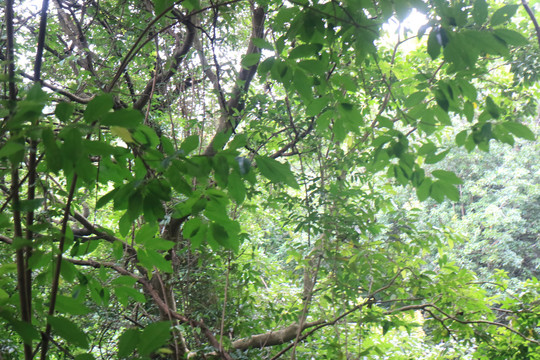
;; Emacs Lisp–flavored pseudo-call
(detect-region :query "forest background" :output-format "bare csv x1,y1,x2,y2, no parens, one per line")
1,0,539,359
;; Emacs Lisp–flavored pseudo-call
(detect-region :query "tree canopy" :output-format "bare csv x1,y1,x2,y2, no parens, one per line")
1,0,539,359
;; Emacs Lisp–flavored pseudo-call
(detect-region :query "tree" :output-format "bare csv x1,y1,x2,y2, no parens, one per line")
1,0,539,359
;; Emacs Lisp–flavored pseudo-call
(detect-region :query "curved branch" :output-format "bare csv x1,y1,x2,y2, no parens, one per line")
522,0,540,47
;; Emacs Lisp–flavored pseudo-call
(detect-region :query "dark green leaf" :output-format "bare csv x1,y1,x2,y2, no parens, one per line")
56,295,92,315
255,156,299,189
47,315,89,349
5,317,40,345
138,322,171,355
0,140,24,159
84,94,114,123
493,29,528,46
153,0,174,14
485,96,500,119
118,328,140,358
101,109,143,128
74,354,95,360
42,127,63,172
55,102,75,122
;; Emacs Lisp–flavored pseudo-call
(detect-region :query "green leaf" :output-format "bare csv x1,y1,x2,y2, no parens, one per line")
74,354,95,360
143,194,165,224
137,322,171,356
138,249,173,273
132,125,160,147
485,96,500,119
228,171,246,204
455,130,468,146
472,0,488,24
293,69,313,100
210,222,232,249
47,315,89,349
289,44,321,60
145,238,175,251
417,142,436,156
182,0,200,11
431,170,463,185
434,89,449,112
252,37,273,50
114,286,145,306
127,191,143,222
183,218,206,248
306,96,330,117
463,101,474,123
404,91,428,108
425,149,450,164
101,109,143,128
56,295,92,315
236,156,251,175
153,0,174,14
493,29,528,46
490,5,518,27
255,156,299,189
0,139,24,159
42,127,63,172
241,53,261,68
55,102,75,122
416,178,432,201
118,328,140,358
84,94,114,123
502,122,535,141
119,212,132,237
135,223,158,244
4,317,40,345
96,188,118,209
432,180,460,202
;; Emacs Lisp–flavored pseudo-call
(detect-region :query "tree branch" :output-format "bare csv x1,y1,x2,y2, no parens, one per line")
522,0,540,48
203,6,265,156
41,174,79,359
232,321,325,350
133,19,195,110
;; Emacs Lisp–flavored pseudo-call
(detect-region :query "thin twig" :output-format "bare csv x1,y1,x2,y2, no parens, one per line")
41,174,79,359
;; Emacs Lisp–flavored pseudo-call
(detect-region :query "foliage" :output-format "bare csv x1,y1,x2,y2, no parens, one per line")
1,0,539,359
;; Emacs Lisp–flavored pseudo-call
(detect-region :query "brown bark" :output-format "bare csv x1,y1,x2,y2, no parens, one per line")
231,321,324,350
133,18,196,111
522,0,540,48
203,6,265,156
